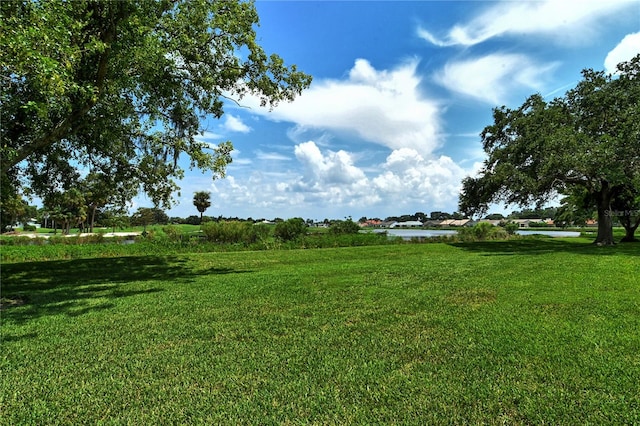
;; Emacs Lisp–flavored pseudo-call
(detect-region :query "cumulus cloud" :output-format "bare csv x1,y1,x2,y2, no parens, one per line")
434,54,558,104
604,32,640,74
244,59,442,156
372,148,469,208
192,141,474,219
294,141,367,186
418,0,637,47
223,114,252,133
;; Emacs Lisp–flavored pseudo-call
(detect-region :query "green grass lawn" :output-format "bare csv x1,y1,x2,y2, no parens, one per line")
1,239,639,424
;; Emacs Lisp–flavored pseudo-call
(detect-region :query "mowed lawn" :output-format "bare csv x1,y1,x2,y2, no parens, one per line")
1,239,639,424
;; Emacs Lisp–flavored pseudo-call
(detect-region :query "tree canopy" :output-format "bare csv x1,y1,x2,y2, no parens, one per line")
193,190,211,223
459,55,640,245
1,0,311,210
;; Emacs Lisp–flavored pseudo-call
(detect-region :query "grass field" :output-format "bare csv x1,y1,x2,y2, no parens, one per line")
1,238,639,424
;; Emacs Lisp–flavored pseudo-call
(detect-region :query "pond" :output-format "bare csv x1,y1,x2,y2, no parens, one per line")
373,229,581,240
515,230,581,237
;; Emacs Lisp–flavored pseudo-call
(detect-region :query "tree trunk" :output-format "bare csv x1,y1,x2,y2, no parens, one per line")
0,5,128,172
620,215,640,242
90,205,97,233
593,185,615,246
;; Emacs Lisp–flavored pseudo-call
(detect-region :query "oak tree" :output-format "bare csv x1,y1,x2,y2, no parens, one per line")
459,56,640,245
1,0,311,207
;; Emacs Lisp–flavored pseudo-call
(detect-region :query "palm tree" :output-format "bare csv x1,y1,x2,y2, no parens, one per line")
193,191,212,224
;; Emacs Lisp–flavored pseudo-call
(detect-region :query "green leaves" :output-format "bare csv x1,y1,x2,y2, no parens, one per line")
1,0,312,209
460,55,640,244
193,191,212,218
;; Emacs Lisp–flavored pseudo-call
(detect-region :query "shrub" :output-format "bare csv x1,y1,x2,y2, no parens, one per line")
23,225,37,232
528,221,550,228
473,222,494,240
80,233,105,244
253,223,272,242
503,221,519,235
329,218,361,235
457,222,510,242
201,221,258,244
274,218,307,242
0,236,36,246
162,225,183,242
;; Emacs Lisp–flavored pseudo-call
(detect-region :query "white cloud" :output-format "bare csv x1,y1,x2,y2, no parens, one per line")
223,114,252,133
228,148,252,166
243,59,443,156
434,54,558,104
604,32,640,74
255,150,291,161
294,141,367,186
371,148,469,209
418,0,637,47
195,131,224,142
178,141,474,219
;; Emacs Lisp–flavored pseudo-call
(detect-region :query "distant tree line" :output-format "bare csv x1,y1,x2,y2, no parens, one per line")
0,200,625,234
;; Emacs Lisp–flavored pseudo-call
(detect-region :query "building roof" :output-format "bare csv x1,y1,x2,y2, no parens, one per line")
439,219,471,226
390,220,423,227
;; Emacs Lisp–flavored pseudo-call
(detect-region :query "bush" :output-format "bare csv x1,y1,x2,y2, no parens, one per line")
253,223,272,242
528,221,550,228
274,218,307,242
473,222,494,240
23,225,37,232
162,225,183,242
457,222,510,242
0,236,39,246
503,221,519,235
329,218,361,235
201,221,258,244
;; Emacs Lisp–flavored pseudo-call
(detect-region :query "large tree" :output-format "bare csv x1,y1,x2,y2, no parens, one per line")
612,183,640,242
459,56,640,245
80,170,138,232
1,0,311,207
45,188,87,234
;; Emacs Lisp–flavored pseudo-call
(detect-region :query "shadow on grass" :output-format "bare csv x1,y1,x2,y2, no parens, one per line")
449,237,640,257
1,255,250,328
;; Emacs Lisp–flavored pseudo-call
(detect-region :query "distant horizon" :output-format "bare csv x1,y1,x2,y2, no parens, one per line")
131,205,569,224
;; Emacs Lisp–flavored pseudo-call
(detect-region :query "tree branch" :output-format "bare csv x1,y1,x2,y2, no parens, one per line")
2,4,128,172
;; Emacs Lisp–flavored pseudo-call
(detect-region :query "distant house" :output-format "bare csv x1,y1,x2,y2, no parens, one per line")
439,219,473,227
510,218,549,228
478,219,502,227
422,220,441,227
511,219,533,228
380,221,398,228
391,221,423,228
360,219,383,228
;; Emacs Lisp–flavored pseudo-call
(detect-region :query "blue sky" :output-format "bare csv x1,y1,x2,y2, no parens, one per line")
158,0,640,221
